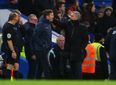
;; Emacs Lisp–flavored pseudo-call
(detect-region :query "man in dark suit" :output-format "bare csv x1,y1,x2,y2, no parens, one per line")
64,11,88,79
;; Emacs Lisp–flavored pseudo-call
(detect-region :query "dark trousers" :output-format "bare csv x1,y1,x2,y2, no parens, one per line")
50,57,68,79
2,69,22,79
28,59,37,79
25,45,35,79
83,73,94,80
34,50,51,79
109,62,116,80
70,61,82,79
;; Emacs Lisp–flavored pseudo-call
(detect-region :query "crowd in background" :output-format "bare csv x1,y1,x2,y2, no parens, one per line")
0,0,116,80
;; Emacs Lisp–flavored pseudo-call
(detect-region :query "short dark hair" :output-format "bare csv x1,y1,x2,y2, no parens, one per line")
8,12,18,21
56,1,65,10
42,9,53,18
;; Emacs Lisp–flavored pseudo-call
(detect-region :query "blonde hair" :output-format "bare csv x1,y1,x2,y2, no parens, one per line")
8,12,18,21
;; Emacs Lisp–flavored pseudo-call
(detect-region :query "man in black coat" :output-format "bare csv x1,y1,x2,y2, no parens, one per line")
23,14,38,79
48,35,66,79
64,11,88,79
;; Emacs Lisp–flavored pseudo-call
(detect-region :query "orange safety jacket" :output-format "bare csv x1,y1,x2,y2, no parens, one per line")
82,43,96,74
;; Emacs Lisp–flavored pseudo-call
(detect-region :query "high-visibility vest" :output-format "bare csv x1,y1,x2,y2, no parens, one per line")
92,42,104,61
82,43,96,73
20,46,26,59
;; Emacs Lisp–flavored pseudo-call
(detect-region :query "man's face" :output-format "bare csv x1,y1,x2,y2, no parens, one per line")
57,37,65,48
59,4,65,12
10,0,18,5
15,13,22,24
98,12,104,18
29,16,38,25
91,5,96,13
46,12,54,22
14,13,20,23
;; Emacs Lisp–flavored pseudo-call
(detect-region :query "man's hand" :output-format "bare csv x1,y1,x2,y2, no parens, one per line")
32,55,36,60
68,11,79,21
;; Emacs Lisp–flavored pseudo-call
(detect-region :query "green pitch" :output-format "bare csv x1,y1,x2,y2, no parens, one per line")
0,80,116,85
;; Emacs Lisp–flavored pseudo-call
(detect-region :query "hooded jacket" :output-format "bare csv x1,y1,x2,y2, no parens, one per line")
32,16,52,52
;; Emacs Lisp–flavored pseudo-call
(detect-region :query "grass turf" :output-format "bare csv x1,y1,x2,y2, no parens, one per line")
1,80,116,85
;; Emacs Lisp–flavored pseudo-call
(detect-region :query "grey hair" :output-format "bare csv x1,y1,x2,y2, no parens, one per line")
56,35,65,43
28,14,37,20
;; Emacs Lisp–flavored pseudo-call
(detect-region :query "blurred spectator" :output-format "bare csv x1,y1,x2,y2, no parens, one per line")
67,0,80,12
97,8,105,18
9,0,18,5
81,3,97,43
0,0,18,9
23,14,38,79
53,1,67,34
97,6,116,39
58,0,65,2
18,0,35,16
32,9,54,79
55,1,66,18
34,0,56,17
94,7,105,42
83,0,93,3
81,3,97,33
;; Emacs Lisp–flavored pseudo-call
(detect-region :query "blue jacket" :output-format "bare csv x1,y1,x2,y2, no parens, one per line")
32,16,52,52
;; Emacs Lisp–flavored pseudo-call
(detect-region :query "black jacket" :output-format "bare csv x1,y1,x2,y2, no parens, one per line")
23,22,36,56
97,16,116,38
24,22,35,44
48,45,66,78
1,22,24,52
95,47,109,79
64,20,88,61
